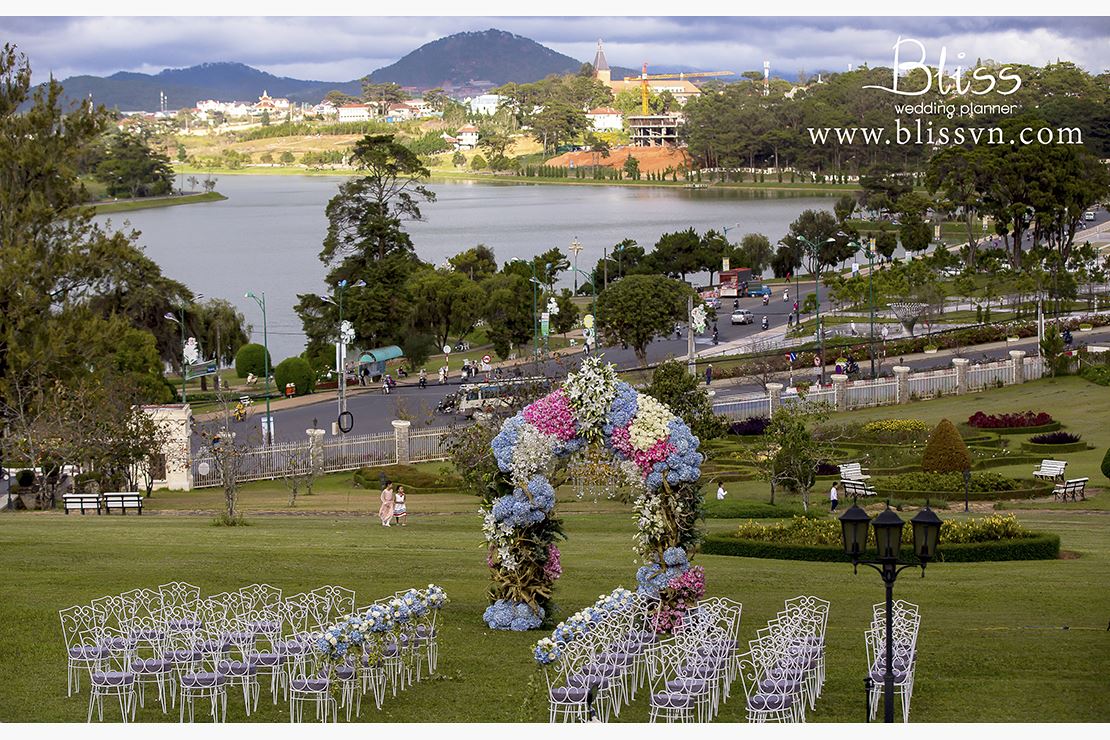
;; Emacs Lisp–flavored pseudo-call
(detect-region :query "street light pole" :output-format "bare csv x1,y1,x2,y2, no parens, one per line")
839,502,943,723
569,237,583,295
245,291,271,445
510,258,540,362
164,310,187,402
789,235,836,385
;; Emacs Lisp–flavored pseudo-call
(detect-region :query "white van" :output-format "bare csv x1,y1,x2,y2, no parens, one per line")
457,377,552,417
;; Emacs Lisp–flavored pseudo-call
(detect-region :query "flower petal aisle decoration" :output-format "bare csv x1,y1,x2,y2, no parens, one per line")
481,357,705,631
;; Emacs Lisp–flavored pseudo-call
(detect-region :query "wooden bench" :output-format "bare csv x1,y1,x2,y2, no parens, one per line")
102,492,144,515
839,463,871,481
63,493,102,515
1033,459,1067,482
1052,478,1088,502
841,479,877,499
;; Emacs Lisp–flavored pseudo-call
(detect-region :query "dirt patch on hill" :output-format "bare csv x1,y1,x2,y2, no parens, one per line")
545,145,691,174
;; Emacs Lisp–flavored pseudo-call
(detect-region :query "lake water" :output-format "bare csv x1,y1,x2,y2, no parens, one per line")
99,175,834,360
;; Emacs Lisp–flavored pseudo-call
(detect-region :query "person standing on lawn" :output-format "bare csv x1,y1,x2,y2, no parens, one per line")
393,486,408,526
379,480,395,527
829,482,839,512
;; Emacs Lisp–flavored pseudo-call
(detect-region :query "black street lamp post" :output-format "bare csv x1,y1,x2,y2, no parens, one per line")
839,500,943,723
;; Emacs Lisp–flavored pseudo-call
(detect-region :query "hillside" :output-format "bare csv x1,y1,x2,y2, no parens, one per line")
368,29,584,88
54,62,361,111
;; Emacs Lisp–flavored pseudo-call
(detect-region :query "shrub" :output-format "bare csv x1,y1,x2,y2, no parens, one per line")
702,532,1059,563
1028,431,1081,445
15,469,35,488
235,343,272,378
703,499,804,519
729,416,770,436
876,471,1022,494
731,513,1032,546
968,410,1053,429
860,419,930,444
814,460,840,476
1080,365,1110,386
274,357,315,397
1102,447,1110,482
921,418,971,473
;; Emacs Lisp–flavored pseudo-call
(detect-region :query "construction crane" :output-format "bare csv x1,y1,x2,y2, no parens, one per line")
624,63,735,115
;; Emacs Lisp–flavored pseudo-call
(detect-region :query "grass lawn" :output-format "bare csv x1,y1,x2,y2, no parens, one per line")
2,376,1108,722
89,192,227,215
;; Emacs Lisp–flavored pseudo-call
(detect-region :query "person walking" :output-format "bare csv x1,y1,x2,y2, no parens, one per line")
379,480,395,527
717,482,727,501
438,366,447,385
393,486,408,526
829,482,839,512
705,364,713,386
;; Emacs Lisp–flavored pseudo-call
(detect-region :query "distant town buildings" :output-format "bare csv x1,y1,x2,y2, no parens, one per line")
455,124,479,150
591,40,703,106
465,94,506,116
337,104,372,122
586,106,623,132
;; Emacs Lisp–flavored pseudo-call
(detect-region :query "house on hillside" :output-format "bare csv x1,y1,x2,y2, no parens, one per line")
252,90,290,115
403,99,435,117
385,103,419,122
312,100,339,118
455,124,479,150
337,104,372,122
464,94,505,116
586,106,623,132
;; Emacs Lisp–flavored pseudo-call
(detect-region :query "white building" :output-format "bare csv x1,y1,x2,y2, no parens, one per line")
337,104,372,122
312,100,338,118
456,124,479,150
385,103,419,121
586,106,623,132
464,94,506,116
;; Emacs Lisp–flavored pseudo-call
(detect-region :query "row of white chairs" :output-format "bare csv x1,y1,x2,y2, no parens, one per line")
737,595,829,722
646,597,744,722
866,599,920,722
59,582,440,723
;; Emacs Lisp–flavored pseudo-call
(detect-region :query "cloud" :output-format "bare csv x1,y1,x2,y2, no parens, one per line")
1,16,1106,84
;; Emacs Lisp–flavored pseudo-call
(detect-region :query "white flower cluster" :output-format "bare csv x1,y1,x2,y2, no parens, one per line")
498,546,519,572
628,394,675,451
481,507,517,551
510,424,557,485
562,357,618,434
632,492,668,555
690,304,708,334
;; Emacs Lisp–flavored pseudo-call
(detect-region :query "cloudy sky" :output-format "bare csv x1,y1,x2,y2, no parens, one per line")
3,15,1108,83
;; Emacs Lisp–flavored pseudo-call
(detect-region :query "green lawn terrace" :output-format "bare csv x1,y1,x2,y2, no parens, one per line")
2,376,1108,722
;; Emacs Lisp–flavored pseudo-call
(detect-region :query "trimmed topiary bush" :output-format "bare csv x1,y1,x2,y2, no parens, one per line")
235,343,272,379
16,469,35,488
729,416,771,436
273,357,315,397
922,418,972,473
1102,447,1110,482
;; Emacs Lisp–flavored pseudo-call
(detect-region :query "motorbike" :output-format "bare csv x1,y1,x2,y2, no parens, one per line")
418,376,427,389
435,393,458,415
761,317,769,330
733,299,739,309
762,295,769,306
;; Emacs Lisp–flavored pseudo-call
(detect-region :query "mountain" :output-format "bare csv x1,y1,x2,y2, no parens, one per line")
367,29,584,88
55,62,361,111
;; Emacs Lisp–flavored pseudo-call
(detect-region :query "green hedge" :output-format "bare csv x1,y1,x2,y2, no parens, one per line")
702,532,1060,562
978,422,1062,435
1021,441,1089,454
703,500,804,519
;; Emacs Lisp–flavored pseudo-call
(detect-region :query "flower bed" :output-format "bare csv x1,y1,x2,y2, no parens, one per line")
873,471,1050,500
968,411,1054,430
703,514,1059,562
1021,441,1089,454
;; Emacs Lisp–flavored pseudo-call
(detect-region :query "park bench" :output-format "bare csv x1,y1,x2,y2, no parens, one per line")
102,492,144,515
1052,478,1088,502
63,492,101,515
841,479,877,499
839,463,871,481
1032,459,1067,482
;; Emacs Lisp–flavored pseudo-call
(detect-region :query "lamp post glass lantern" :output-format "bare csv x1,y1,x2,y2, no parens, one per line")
245,291,272,444
839,501,943,722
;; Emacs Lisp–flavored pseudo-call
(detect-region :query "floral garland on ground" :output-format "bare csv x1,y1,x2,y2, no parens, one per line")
482,357,704,631
310,584,448,682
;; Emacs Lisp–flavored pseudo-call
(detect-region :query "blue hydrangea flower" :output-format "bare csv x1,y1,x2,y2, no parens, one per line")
663,547,688,566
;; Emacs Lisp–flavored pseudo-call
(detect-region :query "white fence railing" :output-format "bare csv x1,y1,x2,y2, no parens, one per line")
192,354,1053,488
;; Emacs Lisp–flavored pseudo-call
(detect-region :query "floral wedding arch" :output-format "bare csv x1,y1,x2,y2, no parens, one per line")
481,358,705,631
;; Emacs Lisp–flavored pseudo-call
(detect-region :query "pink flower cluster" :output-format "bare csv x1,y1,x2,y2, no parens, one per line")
523,390,577,441
543,544,562,582
654,566,706,633
631,438,675,475
610,424,633,456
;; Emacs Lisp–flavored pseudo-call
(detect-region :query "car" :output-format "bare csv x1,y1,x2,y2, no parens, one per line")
746,285,772,297
704,297,721,309
1085,211,1096,222
731,309,754,325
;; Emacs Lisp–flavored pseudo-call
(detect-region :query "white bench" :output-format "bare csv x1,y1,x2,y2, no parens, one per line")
63,493,102,515
1032,459,1067,481
102,492,144,515
1052,478,1088,502
841,479,877,499
839,463,871,481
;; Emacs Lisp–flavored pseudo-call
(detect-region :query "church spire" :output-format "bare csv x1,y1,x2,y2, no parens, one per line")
592,39,611,84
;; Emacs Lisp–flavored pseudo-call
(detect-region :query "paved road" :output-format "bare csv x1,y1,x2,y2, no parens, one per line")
221,203,1110,445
